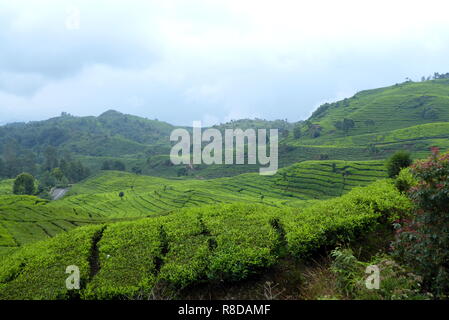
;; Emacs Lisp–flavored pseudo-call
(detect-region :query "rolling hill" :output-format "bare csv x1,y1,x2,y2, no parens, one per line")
0,159,388,257
0,180,411,299
1,79,449,180
0,78,448,299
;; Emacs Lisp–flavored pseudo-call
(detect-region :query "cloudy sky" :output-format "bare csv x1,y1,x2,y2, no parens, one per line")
1,0,449,126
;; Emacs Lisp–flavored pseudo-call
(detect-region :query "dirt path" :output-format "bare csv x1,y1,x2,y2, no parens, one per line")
50,188,69,200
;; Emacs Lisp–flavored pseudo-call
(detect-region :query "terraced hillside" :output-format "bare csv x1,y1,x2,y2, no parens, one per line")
58,160,387,216
0,180,411,299
306,79,449,138
2,79,449,181
0,159,387,257
0,195,112,257
275,160,387,199
290,122,449,159
140,81,449,178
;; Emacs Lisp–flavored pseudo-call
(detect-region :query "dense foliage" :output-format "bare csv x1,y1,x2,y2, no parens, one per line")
392,148,449,298
2,79,449,300
0,179,411,299
12,173,35,195
330,248,430,300
386,151,412,178
3,79,449,180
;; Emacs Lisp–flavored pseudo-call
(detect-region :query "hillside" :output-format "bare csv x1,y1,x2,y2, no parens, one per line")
1,79,449,180
306,79,449,137
0,110,174,155
0,181,411,299
1,78,448,300
0,159,387,258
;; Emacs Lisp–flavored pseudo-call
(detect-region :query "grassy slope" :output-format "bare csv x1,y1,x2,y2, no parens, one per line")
2,80,449,179
0,159,386,257
275,80,449,168
0,180,411,299
1,80,448,298
0,180,13,195
163,81,449,178
308,79,449,136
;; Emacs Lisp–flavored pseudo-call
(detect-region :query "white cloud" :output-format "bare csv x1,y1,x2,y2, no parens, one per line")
1,0,449,125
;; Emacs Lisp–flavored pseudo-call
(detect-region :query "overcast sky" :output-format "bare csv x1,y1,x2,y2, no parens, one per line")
1,0,449,126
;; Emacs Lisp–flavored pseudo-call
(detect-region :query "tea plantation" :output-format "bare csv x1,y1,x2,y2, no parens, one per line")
0,180,410,299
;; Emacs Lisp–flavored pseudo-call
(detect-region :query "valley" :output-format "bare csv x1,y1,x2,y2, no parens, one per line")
0,78,448,299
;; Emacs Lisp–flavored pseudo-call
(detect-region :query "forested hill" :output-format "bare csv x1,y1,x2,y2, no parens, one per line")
2,78,449,180
0,110,175,157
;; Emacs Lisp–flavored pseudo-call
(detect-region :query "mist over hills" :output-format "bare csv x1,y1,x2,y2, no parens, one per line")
1,78,449,179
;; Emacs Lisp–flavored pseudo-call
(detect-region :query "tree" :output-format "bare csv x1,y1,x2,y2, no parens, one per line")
66,160,90,183
132,166,142,175
21,150,37,176
392,148,449,296
343,118,355,132
51,168,65,181
112,161,126,171
2,139,20,178
0,158,5,178
308,124,322,138
101,161,111,170
44,146,58,171
177,167,188,177
335,118,355,133
293,125,302,139
13,173,35,195
101,160,125,171
386,151,412,178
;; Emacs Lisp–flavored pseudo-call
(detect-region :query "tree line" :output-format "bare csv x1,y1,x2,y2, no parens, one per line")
0,141,90,195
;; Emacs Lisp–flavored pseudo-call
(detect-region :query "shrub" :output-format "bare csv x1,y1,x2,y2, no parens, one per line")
392,148,449,298
293,125,302,139
13,173,35,195
284,180,412,258
386,151,412,178
394,167,417,193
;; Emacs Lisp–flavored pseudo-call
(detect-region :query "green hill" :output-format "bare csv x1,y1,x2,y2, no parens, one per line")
0,180,411,299
306,79,449,138
1,78,448,300
2,79,449,180
0,159,387,257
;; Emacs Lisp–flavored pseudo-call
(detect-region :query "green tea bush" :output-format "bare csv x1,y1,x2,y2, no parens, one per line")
157,213,212,289
284,180,412,258
0,224,104,300
82,220,163,299
394,167,417,193
392,148,449,298
0,181,412,299
204,204,281,281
